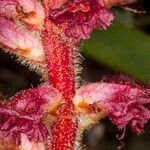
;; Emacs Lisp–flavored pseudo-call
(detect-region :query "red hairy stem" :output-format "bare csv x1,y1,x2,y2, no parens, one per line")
41,1,78,149
42,21,78,150
42,0,77,103
48,105,77,150
50,117,77,150
42,18,76,104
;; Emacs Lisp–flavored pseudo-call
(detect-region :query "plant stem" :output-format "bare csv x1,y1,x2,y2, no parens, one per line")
42,20,76,104
42,21,77,149
41,1,78,149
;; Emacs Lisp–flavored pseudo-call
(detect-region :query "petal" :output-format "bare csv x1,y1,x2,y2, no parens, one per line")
0,0,17,17
0,17,44,63
0,105,49,145
73,78,150,134
65,7,114,40
0,83,62,145
73,82,126,107
0,0,45,30
49,0,68,9
11,83,62,115
17,0,45,30
19,133,45,150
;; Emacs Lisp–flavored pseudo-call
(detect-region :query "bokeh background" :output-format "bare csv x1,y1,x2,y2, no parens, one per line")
0,0,150,149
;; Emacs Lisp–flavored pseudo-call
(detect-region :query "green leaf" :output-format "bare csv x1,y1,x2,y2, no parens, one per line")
82,21,150,83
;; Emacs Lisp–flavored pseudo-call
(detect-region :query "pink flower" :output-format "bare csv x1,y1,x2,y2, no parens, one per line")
0,0,45,68
73,76,150,134
49,0,114,41
0,0,45,30
0,17,44,63
0,84,61,145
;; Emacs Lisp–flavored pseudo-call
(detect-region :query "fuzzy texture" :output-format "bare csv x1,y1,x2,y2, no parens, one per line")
49,105,77,150
42,0,77,103
42,21,76,103
50,117,77,150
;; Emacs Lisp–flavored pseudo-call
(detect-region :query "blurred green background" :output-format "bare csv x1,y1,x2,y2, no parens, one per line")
0,0,150,149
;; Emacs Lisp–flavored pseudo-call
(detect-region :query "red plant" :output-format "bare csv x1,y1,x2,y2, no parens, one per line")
0,0,149,149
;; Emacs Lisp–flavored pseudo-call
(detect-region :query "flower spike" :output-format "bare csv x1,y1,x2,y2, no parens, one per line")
0,0,149,149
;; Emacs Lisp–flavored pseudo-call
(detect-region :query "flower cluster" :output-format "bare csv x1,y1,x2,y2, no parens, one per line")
0,0,149,150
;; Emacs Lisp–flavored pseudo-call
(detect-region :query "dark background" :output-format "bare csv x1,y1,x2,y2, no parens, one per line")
0,0,150,149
